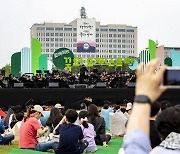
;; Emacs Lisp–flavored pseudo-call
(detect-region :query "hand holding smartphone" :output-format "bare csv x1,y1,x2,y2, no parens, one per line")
163,67,180,88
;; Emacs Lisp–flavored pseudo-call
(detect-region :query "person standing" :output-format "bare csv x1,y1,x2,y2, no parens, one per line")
79,64,88,84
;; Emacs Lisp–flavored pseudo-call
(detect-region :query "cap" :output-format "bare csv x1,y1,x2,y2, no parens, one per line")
33,105,44,117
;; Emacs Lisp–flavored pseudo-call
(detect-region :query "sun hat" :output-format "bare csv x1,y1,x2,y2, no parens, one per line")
55,103,64,109
33,105,44,117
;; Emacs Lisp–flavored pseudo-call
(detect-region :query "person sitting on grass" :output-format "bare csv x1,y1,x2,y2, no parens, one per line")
88,104,111,147
53,109,89,154
0,118,14,145
19,105,55,152
79,110,97,152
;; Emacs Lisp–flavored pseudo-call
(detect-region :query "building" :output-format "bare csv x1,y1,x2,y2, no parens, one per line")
164,47,180,58
30,10,137,63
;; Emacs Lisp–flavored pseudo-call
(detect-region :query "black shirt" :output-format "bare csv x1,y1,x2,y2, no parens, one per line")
150,120,161,148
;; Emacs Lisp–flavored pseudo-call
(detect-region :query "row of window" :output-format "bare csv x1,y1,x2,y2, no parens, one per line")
44,48,134,54
37,37,134,44
37,32,134,38
37,27,135,33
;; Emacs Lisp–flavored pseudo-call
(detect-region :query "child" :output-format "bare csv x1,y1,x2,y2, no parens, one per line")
53,109,88,154
79,110,97,152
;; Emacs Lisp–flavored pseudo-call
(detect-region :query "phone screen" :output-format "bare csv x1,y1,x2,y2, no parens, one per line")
164,69,180,86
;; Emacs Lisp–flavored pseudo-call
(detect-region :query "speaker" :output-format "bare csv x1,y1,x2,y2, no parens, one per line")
95,82,107,88
69,85,75,88
14,83,24,88
48,82,59,88
75,84,87,89
127,82,135,88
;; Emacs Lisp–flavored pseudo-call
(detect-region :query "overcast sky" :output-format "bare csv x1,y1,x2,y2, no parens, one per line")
0,0,180,68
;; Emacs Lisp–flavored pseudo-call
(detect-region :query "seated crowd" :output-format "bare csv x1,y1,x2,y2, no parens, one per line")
0,59,179,154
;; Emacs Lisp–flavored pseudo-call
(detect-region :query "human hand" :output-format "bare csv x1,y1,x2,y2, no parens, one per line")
103,142,108,147
135,59,167,103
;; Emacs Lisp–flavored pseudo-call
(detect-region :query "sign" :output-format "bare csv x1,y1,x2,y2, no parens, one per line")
77,18,96,52
52,48,74,71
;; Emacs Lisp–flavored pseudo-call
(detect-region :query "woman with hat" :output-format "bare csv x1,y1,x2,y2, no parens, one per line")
19,105,55,152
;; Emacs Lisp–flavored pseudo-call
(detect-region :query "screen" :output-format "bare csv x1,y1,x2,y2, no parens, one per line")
164,69,180,85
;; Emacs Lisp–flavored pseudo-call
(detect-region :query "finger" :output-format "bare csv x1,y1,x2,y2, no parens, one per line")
159,85,167,93
145,59,160,74
136,63,143,77
156,65,167,82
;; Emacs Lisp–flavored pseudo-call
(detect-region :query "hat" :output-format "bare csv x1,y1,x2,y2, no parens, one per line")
55,103,64,109
126,103,132,111
33,105,44,117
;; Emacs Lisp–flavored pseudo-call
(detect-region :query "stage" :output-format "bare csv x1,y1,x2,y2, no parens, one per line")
0,88,179,109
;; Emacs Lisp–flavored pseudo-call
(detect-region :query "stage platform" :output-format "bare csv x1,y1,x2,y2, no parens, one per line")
0,88,179,109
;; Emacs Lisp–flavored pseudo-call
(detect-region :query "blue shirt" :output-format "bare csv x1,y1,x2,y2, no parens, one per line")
57,123,83,154
0,118,5,143
123,129,180,154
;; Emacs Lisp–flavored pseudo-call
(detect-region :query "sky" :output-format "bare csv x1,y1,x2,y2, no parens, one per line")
0,0,180,68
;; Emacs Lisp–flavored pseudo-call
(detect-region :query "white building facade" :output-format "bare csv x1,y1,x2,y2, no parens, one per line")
30,18,137,62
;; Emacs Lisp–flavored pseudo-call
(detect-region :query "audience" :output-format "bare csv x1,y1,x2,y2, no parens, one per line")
53,109,88,154
124,102,132,119
46,107,63,133
150,101,161,148
79,110,97,152
19,105,54,152
88,104,111,146
122,59,180,154
101,104,113,130
0,118,14,145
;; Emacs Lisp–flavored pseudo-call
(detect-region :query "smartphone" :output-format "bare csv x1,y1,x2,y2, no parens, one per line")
163,67,180,88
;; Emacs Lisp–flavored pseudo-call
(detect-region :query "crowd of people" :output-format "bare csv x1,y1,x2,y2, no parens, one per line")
0,59,179,154
0,65,136,88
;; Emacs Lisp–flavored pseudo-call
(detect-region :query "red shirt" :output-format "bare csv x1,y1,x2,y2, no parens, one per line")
19,116,41,148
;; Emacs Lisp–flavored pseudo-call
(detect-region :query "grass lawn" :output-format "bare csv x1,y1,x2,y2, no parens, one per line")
0,136,123,154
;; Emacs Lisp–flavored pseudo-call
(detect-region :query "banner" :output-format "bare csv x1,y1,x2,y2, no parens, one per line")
77,18,96,52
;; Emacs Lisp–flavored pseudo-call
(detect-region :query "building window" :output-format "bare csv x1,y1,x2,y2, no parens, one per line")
46,33,49,36
50,38,54,41
55,43,58,47
118,45,121,48
46,38,49,41
60,33,63,36
113,45,117,48
118,50,121,53
50,33,54,36
55,38,58,41
73,28,77,31
100,28,108,32
96,39,99,42
46,49,49,52
96,28,99,31
113,39,117,43
109,55,112,58
109,50,112,53
59,44,63,47
122,45,125,48
73,44,76,47
50,49,54,52
109,45,112,48
118,39,121,43
96,34,99,37
122,34,125,38
59,38,63,42
55,33,58,36
109,39,112,42
122,40,125,43
64,28,72,31
50,43,54,47
127,29,134,32
37,27,45,30
113,34,117,37
109,34,112,37
55,27,63,31
73,33,76,37
118,29,125,32
73,39,77,42
109,29,117,32
46,27,54,31
46,43,49,47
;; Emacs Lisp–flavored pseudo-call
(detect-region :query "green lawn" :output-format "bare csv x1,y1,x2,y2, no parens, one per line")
0,137,123,154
